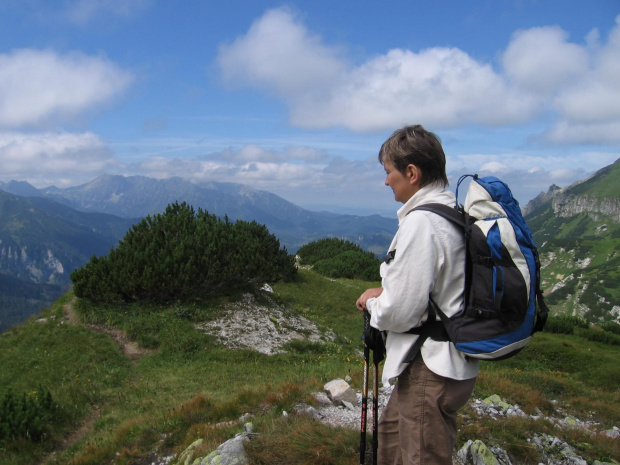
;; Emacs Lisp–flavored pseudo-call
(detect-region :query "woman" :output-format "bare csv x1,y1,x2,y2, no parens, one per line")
356,125,478,465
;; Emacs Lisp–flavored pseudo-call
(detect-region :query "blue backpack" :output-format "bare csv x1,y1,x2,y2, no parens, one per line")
403,175,549,362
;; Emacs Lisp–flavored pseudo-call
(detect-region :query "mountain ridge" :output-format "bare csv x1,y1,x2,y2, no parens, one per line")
0,174,398,254
522,158,620,219
523,158,620,324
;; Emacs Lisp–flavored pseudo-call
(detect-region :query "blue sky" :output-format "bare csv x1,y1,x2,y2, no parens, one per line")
0,0,618,217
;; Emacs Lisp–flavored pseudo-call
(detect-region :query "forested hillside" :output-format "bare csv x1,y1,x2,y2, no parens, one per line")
0,190,135,331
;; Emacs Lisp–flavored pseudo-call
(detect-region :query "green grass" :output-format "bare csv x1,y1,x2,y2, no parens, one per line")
0,270,619,464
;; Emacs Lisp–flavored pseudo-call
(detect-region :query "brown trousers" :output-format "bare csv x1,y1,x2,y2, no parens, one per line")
377,355,476,465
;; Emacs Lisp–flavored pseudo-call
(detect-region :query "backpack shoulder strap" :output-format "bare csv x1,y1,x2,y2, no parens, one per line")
411,203,466,229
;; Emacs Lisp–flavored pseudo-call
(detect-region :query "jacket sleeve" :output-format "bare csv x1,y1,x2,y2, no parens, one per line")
366,212,445,333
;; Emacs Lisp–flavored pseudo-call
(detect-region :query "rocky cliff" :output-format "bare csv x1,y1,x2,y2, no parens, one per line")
553,193,620,222
523,161,620,222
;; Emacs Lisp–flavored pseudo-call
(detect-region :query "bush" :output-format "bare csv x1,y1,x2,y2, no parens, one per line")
313,250,381,281
601,321,620,335
296,238,367,266
296,238,381,281
543,315,589,334
575,327,620,346
71,202,296,304
0,387,57,443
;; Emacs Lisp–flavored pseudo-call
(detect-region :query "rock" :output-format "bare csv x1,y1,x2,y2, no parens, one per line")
312,391,333,406
532,434,587,465
482,395,511,414
324,379,358,407
174,424,256,465
293,403,324,420
471,440,501,465
341,400,355,411
202,434,249,465
458,439,513,465
175,438,204,465
457,440,474,463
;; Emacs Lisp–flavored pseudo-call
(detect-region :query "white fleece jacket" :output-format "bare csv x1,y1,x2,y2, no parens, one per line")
366,184,479,385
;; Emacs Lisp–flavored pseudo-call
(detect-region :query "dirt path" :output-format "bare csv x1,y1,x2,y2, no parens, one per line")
40,299,153,464
62,297,152,362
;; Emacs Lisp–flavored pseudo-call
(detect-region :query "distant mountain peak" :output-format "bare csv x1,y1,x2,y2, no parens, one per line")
0,180,42,198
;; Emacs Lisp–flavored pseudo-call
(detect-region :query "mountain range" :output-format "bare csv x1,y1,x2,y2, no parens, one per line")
0,159,618,331
0,175,397,253
0,176,397,331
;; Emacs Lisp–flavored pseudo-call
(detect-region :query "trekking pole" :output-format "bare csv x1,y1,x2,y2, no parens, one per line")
372,345,379,465
359,310,371,465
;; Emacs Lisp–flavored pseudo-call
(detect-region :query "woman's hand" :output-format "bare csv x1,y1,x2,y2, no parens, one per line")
356,287,383,311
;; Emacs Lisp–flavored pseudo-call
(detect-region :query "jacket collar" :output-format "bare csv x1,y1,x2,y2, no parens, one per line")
396,183,456,224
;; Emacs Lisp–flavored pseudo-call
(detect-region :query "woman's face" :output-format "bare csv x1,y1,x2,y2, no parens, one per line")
383,158,417,204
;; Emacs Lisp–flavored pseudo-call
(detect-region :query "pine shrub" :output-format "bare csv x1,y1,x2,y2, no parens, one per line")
601,321,620,335
71,202,296,303
313,250,381,281
543,315,589,334
0,387,57,443
296,238,366,265
575,327,620,346
297,238,381,281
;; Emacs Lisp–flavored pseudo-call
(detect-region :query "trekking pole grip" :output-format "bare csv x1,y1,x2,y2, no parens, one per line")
364,309,370,333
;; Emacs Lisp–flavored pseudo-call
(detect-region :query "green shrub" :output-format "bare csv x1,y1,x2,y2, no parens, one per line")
601,321,620,335
296,238,367,266
575,327,620,346
71,202,296,304
0,387,57,443
313,250,381,281
297,238,380,281
543,315,589,334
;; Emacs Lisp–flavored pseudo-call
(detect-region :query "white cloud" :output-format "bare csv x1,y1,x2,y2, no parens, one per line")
0,49,133,129
478,161,510,174
502,26,588,94
543,120,620,144
0,131,114,185
292,47,536,130
552,17,620,127
217,7,346,96
217,8,620,145
447,151,619,204
118,144,390,213
219,144,328,163
217,9,534,131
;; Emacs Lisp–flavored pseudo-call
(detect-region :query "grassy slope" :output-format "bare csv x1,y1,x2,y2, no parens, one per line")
0,271,618,464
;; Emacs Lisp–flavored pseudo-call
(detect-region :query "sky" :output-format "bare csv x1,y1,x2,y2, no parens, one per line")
0,0,619,217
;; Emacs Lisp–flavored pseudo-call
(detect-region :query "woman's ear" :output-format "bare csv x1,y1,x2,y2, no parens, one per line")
406,164,421,185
